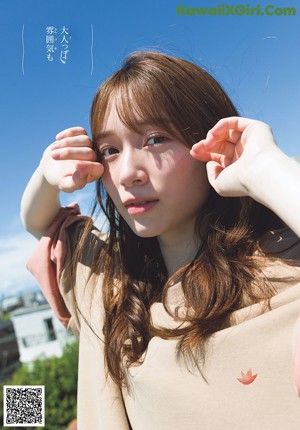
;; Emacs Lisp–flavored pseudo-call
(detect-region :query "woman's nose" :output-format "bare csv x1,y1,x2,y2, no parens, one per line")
119,148,148,187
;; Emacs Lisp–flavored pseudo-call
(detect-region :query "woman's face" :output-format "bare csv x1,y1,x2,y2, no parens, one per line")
95,103,210,243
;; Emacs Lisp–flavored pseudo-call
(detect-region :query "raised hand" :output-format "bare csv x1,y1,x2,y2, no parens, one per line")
42,127,104,193
190,117,279,199
21,127,104,237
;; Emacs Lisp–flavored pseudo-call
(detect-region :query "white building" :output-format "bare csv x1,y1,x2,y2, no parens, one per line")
10,304,75,364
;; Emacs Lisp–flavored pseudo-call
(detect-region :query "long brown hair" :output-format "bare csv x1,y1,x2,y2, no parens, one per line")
76,51,284,387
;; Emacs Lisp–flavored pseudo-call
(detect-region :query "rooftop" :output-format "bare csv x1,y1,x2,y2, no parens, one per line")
10,303,51,317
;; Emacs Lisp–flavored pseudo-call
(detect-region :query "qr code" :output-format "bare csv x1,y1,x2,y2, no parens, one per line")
3,385,45,427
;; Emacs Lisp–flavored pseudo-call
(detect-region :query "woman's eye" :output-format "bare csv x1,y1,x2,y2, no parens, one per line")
146,135,168,146
100,147,119,158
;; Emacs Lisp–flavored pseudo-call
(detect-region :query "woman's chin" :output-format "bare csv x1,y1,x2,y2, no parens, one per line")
128,223,160,239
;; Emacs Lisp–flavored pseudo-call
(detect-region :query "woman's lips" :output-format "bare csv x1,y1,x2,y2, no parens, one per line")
125,200,159,215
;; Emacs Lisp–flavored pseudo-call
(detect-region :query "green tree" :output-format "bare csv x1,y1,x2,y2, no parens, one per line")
0,339,78,430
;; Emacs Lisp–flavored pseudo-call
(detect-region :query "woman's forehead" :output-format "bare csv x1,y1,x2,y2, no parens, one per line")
97,97,172,135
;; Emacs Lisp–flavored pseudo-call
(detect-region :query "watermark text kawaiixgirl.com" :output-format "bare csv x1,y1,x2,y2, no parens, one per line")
176,4,296,16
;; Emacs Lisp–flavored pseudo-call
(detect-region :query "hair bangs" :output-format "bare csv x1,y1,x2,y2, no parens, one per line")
115,80,177,135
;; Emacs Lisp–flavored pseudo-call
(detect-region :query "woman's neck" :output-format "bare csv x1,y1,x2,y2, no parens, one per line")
158,221,200,277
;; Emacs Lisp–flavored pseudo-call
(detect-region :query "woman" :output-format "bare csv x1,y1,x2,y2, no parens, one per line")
22,51,300,429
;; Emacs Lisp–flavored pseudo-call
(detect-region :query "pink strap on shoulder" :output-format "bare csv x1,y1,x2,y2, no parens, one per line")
27,204,87,328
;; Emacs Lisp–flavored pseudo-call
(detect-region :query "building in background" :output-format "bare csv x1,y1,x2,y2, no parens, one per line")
10,304,75,364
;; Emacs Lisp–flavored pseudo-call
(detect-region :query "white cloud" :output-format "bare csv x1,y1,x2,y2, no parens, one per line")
0,231,38,297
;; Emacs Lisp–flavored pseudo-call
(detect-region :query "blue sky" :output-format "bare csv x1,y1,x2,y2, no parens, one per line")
0,0,299,297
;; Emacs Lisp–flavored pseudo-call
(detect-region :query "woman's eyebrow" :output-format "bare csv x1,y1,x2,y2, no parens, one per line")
95,119,172,142
95,130,114,142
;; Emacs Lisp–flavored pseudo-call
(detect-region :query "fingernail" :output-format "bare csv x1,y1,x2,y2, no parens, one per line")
56,132,64,140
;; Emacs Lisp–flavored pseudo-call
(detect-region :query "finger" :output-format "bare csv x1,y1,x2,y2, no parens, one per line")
58,174,88,193
201,117,258,150
52,134,92,149
205,161,247,197
191,149,233,170
191,140,236,160
56,162,103,193
205,161,224,190
203,129,242,145
56,127,88,140
205,161,237,197
207,117,255,142
51,146,97,162
75,161,104,181
229,129,242,144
